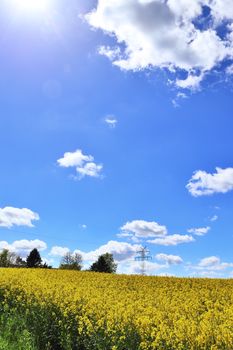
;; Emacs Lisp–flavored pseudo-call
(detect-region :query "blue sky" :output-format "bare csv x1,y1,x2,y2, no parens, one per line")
0,0,233,276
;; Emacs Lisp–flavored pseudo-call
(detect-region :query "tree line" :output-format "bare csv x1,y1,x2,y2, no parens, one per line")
0,248,117,273
0,248,50,269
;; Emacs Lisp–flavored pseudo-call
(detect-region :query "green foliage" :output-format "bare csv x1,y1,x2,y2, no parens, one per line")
0,310,36,350
0,249,22,268
59,252,82,271
90,253,117,273
26,249,42,268
15,256,27,268
42,262,52,269
0,250,10,268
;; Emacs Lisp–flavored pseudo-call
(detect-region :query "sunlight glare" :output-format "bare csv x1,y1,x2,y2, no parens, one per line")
11,0,51,15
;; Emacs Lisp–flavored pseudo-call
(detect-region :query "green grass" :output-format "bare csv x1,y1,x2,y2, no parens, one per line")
0,311,36,350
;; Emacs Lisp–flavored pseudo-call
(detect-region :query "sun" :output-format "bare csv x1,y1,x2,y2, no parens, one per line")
10,0,51,15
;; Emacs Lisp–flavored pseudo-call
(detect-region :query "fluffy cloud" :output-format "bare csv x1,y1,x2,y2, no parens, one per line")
199,256,220,267
148,234,194,246
118,260,168,275
120,220,195,246
42,257,54,266
176,73,204,90
210,0,233,21
0,239,47,256
187,167,233,196
156,253,183,265
186,256,233,277
49,246,70,257
121,220,167,238
57,149,103,179
76,162,103,178
192,256,233,273
75,240,141,263
0,207,39,228
57,149,92,167
226,64,233,75
86,0,233,89
188,226,210,236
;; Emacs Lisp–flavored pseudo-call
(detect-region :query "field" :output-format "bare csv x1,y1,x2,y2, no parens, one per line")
0,269,233,349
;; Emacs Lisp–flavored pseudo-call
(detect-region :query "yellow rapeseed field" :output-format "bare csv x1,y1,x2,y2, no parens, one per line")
0,269,233,349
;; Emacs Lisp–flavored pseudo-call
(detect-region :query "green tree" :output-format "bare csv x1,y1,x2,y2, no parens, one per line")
0,249,20,267
15,256,27,267
26,248,42,268
0,249,11,267
60,252,82,270
90,253,117,273
42,262,52,269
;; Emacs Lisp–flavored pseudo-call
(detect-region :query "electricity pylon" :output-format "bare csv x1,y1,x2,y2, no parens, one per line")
135,246,152,275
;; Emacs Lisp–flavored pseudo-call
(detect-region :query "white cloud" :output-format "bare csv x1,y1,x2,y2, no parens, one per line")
117,232,133,238
226,64,233,75
172,91,188,107
104,115,118,128
116,232,141,243
210,0,233,22
199,256,233,272
76,162,103,178
187,167,233,196
199,256,220,267
121,220,167,238
156,253,183,265
0,241,10,251
188,226,210,236
99,46,121,60
120,220,196,246
0,207,39,228
188,256,233,276
57,149,103,180
13,239,47,252
0,239,47,256
42,257,54,266
148,234,194,246
86,0,233,89
57,149,93,167
118,260,168,275
75,240,141,263
210,215,218,222
176,72,204,90
167,0,203,20
49,246,70,257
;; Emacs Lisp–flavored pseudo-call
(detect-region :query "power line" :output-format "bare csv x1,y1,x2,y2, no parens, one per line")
135,246,152,275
